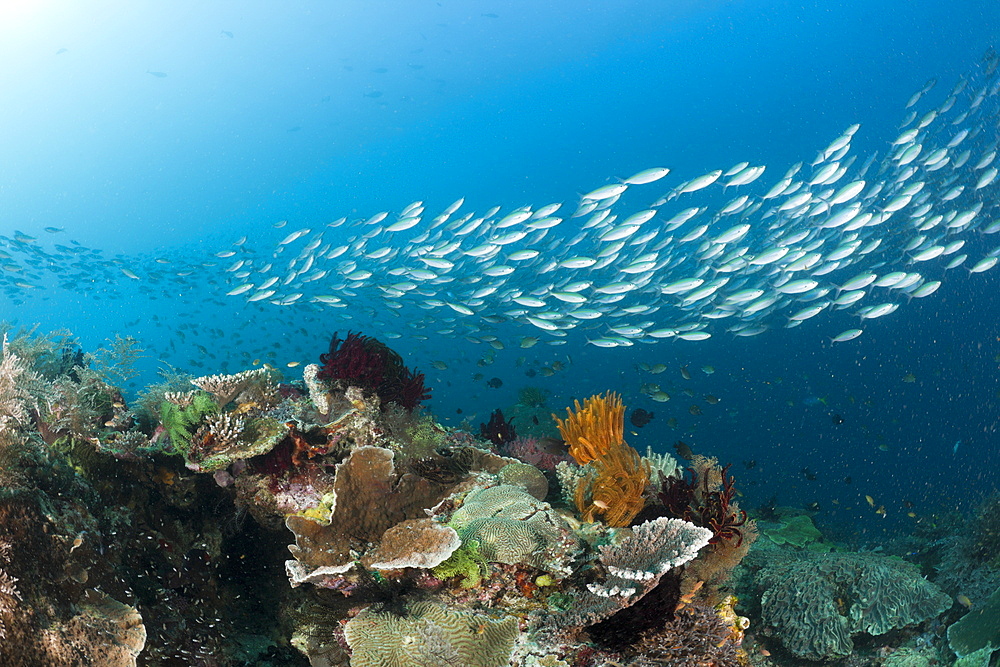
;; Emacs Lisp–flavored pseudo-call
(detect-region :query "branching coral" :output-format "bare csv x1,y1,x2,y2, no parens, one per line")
190,367,279,409
316,331,429,411
553,391,624,465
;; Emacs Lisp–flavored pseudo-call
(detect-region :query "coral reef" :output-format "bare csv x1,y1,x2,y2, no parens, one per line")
0,330,778,666
755,551,952,661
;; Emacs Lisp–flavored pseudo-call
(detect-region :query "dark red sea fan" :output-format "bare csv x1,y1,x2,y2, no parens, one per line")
316,331,430,411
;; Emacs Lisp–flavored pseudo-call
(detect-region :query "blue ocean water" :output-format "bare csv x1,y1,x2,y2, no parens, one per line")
2,0,999,545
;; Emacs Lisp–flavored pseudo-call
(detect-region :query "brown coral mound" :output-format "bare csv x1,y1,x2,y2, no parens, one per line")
553,391,624,465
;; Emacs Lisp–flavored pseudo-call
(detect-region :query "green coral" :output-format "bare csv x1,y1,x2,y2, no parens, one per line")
159,393,217,456
763,515,824,548
517,386,549,408
948,584,1000,658
404,415,446,458
432,539,488,588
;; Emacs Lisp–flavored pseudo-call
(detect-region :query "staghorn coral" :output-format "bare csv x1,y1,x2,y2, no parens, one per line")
575,438,651,527
756,551,952,661
343,601,519,667
553,391,624,465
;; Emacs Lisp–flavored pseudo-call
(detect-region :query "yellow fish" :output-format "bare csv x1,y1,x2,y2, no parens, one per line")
865,495,875,507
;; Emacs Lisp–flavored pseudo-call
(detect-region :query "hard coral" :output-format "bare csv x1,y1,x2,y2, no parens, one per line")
344,601,519,667
756,551,951,661
317,331,429,411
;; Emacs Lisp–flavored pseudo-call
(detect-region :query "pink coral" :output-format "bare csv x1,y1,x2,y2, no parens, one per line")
503,436,572,471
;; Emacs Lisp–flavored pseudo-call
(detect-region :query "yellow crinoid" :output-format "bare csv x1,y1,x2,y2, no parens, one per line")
553,391,625,465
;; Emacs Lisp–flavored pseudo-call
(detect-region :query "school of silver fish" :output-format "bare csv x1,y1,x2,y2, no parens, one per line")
2,50,999,363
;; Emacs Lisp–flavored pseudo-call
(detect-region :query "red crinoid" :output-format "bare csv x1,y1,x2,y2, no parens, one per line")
658,463,748,547
699,463,748,546
317,331,430,411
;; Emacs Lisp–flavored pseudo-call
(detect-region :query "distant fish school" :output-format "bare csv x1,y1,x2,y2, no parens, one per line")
2,52,1000,353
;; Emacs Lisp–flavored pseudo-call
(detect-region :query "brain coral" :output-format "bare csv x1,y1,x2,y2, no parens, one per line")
757,552,951,661
446,484,578,575
344,601,519,667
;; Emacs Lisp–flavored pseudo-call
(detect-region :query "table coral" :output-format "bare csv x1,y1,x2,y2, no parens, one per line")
553,517,713,629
